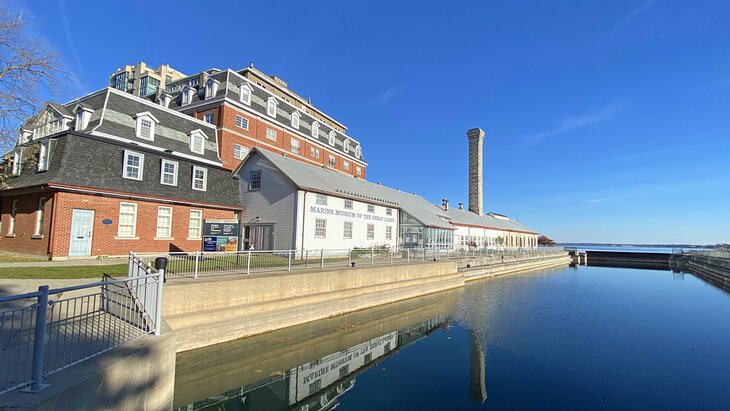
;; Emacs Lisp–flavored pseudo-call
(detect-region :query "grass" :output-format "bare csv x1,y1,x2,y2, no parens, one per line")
0,253,46,263
0,264,128,280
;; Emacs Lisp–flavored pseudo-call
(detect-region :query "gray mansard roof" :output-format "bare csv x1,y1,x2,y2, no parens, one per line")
164,69,366,164
442,207,538,234
240,148,454,229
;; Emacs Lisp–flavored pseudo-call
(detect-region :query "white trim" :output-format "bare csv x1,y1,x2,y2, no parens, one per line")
189,131,206,155
34,197,46,236
37,141,50,171
192,165,207,191
235,114,249,130
106,87,217,130
156,206,173,238
118,202,138,238
160,159,178,186
239,82,252,105
188,209,203,239
204,78,220,99
266,97,278,117
90,130,222,167
328,130,336,146
7,199,17,235
123,150,144,181
311,120,319,138
291,110,300,129
134,113,157,141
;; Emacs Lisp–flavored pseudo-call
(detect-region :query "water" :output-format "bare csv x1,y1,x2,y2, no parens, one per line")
174,265,730,410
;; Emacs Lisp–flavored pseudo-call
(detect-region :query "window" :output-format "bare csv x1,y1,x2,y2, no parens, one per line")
343,161,349,171
189,209,202,239
316,194,327,205
33,197,46,236
37,142,50,171
75,107,92,131
11,151,21,176
190,132,205,154
204,79,219,99
135,112,158,141
112,72,128,91
328,131,336,146
266,97,277,117
309,380,322,396
328,155,335,167
311,121,319,138
343,221,353,239
203,113,215,124
310,147,320,159
234,144,248,160
356,166,362,176
249,170,261,191
160,159,178,186
344,199,353,210
192,166,207,191
291,111,300,129
235,115,249,130
156,207,172,238
7,199,17,235
386,208,392,216
291,139,300,154
123,150,144,180
315,219,326,238
339,365,350,379
386,226,393,240
367,204,375,213
355,145,361,158
367,224,374,240
266,128,277,141
182,86,195,105
239,83,252,105
343,139,350,153
118,202,138,238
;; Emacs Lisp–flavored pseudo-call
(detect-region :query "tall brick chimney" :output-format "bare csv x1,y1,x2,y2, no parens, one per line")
467,128,485,215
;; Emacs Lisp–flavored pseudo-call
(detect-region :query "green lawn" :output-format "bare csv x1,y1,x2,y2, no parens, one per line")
0,264,128,279
0,253,46,263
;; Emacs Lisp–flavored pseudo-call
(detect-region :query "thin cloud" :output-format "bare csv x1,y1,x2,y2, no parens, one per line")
607,0,657,38
375,83,407,107
523,106,620,146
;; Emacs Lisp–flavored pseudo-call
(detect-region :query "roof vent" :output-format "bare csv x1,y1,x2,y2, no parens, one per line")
458,202,464,210
441,199,449,211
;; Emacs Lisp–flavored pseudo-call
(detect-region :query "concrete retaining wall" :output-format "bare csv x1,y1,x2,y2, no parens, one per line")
461,254,572,281
164,261,462,352
671,254,730,291
1,323,176,411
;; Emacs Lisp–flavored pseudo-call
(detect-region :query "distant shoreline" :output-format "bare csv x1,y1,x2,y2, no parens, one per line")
558,243,728,249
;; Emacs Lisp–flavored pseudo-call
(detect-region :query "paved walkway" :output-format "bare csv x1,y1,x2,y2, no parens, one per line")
0,258,127,268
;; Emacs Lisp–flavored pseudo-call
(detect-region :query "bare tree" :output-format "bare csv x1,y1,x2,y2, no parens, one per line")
0,5,68,151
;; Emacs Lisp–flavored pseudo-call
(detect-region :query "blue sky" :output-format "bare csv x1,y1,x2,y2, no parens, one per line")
18,0,730,244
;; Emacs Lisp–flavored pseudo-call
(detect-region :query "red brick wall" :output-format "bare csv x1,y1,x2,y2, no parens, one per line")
51,192,238,259
0,192,53,257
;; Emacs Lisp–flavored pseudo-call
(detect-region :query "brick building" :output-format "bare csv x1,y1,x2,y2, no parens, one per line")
158,65,368,175
0,88,241,260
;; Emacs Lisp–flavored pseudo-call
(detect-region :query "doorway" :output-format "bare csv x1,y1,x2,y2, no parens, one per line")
69,209,94,257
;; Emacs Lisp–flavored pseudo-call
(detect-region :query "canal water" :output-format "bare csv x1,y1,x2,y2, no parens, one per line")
173,265,730,411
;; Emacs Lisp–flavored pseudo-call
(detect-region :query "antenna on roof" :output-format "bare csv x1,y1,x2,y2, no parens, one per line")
249,62,254,68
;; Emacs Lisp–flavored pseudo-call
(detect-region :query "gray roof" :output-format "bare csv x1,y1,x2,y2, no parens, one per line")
443,207,538,234
246,148,454,229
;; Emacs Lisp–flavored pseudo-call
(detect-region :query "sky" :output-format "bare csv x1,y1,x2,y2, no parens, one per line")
15,0,730,245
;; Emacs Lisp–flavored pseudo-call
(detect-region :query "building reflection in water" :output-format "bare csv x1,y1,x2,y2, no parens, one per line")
175,316,449,411
469,333,487,404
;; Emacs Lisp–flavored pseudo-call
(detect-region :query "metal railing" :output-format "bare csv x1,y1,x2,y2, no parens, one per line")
678,249,730,259
0,256,165,394
134,246,567,279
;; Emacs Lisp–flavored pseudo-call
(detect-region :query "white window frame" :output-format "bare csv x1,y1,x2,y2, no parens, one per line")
328,131,336,146
291,111,300,129
386,208,392,216
37,142,50,171
117,202,138,238
367,224,375,240
188,209,203,239
343,139,350,153
311,121,319,138
204,79,219,99
343,221,353,239
344,199,353,210
266,128,277,141
7,199,17,235
11,151,21,176
182,86,195,105
355,145,362,158
123,150,144,181
367,204,375,213
33,197,46,236
239,83,252,105
134,112,159,141
235,115,249,130
291,138,300,154
160,159,178,186
203,112,215,124
356,166,362,175
189,131,206,155
249,170,261,191
386,226,392,241
192,166,207,191
156,206,173,238
266,97,278,117
233,144,248,160
316,194,327,205
314,219,326,238
328,155,336,167
343,161,349,171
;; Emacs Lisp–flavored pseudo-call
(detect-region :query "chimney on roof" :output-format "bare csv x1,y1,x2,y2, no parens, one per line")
458,202,464,210
249,62,254,68
467,128,485,215
442,199,449,211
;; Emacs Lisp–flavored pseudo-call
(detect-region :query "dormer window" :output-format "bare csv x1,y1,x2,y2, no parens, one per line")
159,92,172,108
204,78,220,99
311,121,319,138
189,130,206,154
343,139,350,153
239,83,252,105
291,111,300,129
266,97,278,117
74,106,94,131
328,131,336,146
133,112,159,141
355,145,362,158
182,85,195,105
11,151,21,176
18,128,32,144
37,141,50,171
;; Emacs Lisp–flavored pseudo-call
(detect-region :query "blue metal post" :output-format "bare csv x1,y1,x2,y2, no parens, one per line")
25,285,50,392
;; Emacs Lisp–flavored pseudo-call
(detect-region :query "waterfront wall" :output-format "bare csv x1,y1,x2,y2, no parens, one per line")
164,261,463,352
2,323,176,411
670,254,730,291
460,253,572,281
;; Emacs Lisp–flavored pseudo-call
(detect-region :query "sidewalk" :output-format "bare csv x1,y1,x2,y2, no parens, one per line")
0,258,127,268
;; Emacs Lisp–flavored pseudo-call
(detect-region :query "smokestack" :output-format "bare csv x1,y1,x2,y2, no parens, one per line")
458,202,464,210
467,128,485,215
442,199,449,211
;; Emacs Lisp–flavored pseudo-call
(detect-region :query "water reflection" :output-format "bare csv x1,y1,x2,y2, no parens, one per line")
174,288,464,410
